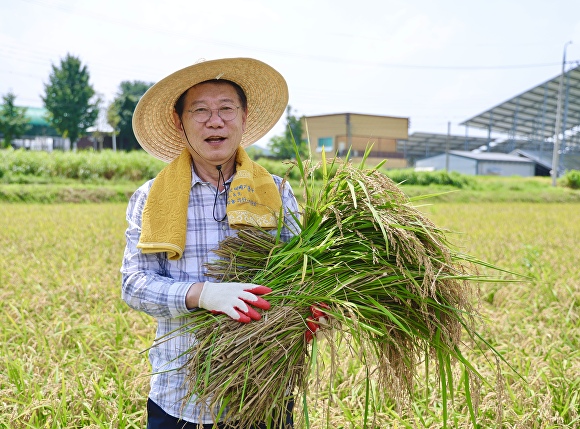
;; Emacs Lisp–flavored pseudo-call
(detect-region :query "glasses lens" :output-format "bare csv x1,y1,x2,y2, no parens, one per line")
218,105,238,121
189,105,238,122
191,108,211,122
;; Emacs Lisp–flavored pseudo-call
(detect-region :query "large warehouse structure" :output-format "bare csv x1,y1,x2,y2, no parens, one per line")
460,63,580,175
400,63,580,175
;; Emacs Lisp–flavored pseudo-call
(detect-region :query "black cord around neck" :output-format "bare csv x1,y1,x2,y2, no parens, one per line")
213,165,228,222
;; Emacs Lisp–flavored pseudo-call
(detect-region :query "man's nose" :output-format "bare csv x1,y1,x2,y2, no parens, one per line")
205,109,225,127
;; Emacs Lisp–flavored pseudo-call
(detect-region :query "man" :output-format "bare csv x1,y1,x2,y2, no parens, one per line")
121,58,307,428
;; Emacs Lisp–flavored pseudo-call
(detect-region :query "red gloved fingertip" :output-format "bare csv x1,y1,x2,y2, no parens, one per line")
246,285,272,295
248,296,271,311
211,309,251,323
310,303,330,319
306,317,318,333
242,305,262,321
235,311,252,323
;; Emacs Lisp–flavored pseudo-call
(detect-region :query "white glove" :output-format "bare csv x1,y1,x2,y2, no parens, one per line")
199,281,272,323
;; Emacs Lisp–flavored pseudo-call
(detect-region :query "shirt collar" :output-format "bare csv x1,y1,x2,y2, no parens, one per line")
191,164,234,187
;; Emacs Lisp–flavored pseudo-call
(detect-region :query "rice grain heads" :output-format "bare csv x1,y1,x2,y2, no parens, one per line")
176,154,511,428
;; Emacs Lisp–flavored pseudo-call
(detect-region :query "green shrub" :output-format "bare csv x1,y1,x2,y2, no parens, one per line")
254,158,301,181
558,169,580,189
0,149,165,183
382,168,476,188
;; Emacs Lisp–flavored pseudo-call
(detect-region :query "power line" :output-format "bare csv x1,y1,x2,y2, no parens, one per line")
13,0,567,72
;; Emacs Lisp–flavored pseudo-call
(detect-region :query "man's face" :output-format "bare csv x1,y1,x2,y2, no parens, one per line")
173,81,247,167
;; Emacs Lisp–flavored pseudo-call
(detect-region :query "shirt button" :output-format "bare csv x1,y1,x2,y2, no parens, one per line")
222,225,226,231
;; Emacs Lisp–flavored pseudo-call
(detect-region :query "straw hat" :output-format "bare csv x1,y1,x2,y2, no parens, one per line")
132,57,289,162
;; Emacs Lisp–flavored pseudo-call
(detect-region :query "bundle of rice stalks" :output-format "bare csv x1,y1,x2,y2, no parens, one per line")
177,151,514,428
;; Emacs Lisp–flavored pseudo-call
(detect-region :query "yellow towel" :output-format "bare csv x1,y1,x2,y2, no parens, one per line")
137,147,282,260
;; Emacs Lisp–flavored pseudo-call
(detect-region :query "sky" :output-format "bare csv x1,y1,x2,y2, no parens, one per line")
2,0,580,147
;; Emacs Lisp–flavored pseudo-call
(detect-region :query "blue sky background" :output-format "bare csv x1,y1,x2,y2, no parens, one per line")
2,0,580,146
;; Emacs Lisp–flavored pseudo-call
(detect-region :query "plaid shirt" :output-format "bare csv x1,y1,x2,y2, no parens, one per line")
121,167,299,424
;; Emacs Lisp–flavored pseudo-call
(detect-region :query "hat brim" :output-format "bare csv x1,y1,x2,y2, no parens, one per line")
132,58,289,162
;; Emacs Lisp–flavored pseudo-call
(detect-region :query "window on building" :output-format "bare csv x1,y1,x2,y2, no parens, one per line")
317,137,333,152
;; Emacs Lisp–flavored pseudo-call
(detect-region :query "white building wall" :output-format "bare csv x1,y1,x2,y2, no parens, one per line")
13,136,70,151
449,156,477,175
415,153,446,170
416,154,534,176
416,154,477,175
477,161,534,176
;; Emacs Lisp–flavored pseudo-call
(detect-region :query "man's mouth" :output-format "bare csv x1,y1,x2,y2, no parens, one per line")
205,136,226,143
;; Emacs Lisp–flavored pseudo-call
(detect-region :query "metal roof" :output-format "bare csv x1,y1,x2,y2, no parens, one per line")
396,132,493,159
24,107,50,126
460,64,580,142
511,149,553,168
513,148,580,171
447,150,532,162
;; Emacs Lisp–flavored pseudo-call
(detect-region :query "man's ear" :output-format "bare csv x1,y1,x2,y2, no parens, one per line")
241,109,248,133
172,110,184,133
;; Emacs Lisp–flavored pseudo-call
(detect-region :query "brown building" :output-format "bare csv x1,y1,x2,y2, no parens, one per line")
302,113,409,168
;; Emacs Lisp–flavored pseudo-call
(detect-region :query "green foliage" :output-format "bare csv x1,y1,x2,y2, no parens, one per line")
1,150,579,204
558,169,580,189
268,106,308,160
107,81,154,151
0,92,30,148
383,168,476,188
244,145,268,160
0,149,165,183
254,158,301,181
0,183,132,203
253,157,337,182
42,54,100,147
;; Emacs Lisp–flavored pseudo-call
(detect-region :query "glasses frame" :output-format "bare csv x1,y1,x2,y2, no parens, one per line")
186,105,240,123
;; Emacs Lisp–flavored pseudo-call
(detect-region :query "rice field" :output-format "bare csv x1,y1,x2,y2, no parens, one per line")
0,202,578,428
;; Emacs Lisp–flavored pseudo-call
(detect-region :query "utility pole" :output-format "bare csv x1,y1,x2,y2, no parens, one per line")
445,121,451,172
551,41,573,186
346,113,352,152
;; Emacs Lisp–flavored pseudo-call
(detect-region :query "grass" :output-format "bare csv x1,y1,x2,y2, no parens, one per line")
398,175,580,203
5,178,579,204
0,204,152,428
0,183,135,203
422,203,580,428
1,201,579,428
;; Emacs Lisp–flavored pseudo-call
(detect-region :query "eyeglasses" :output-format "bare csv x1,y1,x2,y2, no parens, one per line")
186,104,240,123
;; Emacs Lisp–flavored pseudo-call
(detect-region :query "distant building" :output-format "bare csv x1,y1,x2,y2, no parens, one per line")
9,107,70,151
6,106,116,151
459,64,580,177
415,150,535,177
302,113,409,168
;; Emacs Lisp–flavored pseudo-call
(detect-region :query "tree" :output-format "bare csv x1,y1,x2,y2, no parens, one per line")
0,92,30,148
268,106,309,160
107,81,153,151
42,54,100,150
